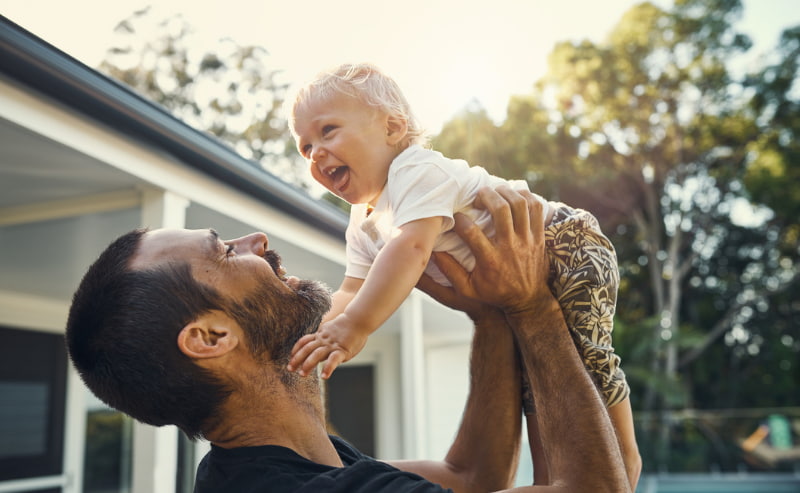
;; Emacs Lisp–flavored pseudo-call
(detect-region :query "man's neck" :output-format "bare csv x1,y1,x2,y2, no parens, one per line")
206,376,343,467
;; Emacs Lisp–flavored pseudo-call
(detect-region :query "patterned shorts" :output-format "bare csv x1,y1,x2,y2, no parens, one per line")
522,202,630,414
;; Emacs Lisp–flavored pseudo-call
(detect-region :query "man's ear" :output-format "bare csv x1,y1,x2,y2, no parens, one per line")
386,113,409,146
177,312,239,359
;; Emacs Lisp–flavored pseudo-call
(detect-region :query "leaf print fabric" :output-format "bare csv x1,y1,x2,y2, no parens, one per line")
521,203,629,414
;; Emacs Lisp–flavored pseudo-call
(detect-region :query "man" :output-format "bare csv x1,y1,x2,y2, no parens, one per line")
66,186,630,492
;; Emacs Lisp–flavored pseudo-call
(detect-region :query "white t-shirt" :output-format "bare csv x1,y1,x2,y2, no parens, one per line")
345,145,548,285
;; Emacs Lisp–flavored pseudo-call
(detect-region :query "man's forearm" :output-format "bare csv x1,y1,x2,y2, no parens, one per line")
401,186,631,491
390,309,522,493
445,310,522,491
506,302,630,492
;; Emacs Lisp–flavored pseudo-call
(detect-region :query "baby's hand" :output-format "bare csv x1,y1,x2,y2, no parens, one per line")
288,314,369,379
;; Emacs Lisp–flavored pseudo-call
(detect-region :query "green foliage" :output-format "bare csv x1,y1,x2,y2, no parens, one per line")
431,101,512,176
435,0,800,472
99,7,311,189
745,26,800,223
320,192,351,214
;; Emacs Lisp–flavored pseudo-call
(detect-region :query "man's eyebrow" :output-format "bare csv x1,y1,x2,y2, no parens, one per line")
207,228,221,254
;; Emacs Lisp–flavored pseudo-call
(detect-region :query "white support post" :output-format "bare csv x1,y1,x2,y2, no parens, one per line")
62,366,88,493
131,187,188,493
139,187,190,230
194,441,211,470
400,291,427,459
132,425,179,493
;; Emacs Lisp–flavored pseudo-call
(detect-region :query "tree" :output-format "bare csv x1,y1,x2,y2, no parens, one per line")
98,7,310,189
432,100,508,174
434,0,799,472
481,0,753,413
745,26,800,227
677,24,800,413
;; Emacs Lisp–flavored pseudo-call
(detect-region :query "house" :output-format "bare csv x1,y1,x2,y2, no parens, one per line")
0,16,477,493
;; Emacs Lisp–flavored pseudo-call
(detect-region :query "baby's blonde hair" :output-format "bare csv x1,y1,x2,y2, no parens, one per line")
290,63,429,147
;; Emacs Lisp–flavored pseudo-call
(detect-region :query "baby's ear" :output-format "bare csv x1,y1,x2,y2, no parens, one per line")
386,114,409,146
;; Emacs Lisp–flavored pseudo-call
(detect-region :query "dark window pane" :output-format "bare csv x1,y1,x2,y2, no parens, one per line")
0,327,66,481
83,408,132,493
0,382,49,457
326,365,375,457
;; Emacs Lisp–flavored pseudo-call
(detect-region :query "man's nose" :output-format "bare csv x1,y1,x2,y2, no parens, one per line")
229,232,268,256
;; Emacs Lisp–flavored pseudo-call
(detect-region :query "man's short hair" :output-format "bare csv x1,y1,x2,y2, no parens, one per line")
65,229,231,439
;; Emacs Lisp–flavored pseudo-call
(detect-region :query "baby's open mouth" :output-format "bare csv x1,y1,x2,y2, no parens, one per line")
328,166,349,191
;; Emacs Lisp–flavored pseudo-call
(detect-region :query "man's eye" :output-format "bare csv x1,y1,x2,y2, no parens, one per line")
225,244,235,257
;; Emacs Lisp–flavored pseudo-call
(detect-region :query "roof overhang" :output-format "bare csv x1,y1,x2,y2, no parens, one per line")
0,15,347,239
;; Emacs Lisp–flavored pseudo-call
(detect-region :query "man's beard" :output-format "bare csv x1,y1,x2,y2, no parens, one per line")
226,253,332,368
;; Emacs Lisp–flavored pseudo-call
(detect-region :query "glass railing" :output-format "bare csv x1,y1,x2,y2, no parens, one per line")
515,408,800,491
635,408,800,474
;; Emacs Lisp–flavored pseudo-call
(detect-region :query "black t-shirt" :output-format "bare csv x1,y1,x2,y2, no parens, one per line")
194,435,453,492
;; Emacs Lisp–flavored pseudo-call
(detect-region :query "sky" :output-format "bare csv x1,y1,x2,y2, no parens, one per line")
2,0,799,133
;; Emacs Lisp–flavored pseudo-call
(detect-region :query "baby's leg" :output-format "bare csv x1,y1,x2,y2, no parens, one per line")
530,208,640,487
543,203,629,407
542,204,641,488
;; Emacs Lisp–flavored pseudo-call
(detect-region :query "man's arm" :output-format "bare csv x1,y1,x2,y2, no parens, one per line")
391,186,630,492
388,305,522,492
446,186,631,492
506,295,629,491
387,194,537,492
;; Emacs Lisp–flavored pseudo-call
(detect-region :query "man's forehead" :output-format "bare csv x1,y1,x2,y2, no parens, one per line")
130,228,216,269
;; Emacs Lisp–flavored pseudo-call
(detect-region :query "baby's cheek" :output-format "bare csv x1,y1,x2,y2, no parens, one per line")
309,165,326,185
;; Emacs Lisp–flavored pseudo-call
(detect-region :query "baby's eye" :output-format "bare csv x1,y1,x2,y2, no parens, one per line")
301,144,312,157
321,125,336,136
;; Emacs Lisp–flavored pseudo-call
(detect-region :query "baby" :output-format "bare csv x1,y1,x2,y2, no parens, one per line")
287,61,628,397
287,62,628,394
287,63,639,487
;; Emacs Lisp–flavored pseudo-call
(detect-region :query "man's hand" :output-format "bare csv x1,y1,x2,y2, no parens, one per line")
415,273,502,323
431,186,551,316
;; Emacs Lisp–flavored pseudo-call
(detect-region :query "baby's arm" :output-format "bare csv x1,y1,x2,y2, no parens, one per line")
323,276,365,325
609,397,642,490
289,216,443,378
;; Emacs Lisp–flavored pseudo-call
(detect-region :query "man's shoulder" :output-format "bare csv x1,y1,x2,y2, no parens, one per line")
329,434,367,463
195,437,452,493
328,436,453,493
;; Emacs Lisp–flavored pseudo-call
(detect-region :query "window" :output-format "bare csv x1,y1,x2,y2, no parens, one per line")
82,399,132,493
326,365,376,457
0,327,67,481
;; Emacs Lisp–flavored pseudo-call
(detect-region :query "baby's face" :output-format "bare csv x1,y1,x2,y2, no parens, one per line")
292,93,399,206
